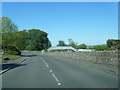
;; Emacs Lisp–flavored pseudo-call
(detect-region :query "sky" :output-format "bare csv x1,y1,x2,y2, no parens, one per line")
2,2,118,46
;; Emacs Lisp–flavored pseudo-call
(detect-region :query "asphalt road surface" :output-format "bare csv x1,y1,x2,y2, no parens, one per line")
2,52,118,88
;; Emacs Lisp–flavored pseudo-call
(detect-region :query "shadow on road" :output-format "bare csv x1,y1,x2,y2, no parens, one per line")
2,63,26,70
20,54,37,57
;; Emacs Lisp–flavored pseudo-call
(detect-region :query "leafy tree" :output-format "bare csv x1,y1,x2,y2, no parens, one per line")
107,39,120,50
48,41,52,48
68,38,77,48
94,45,109,51
1,17,18,33
1,17,21,54
13,31,30,50
57,40,66,46
1,17,52,54
26,29,51,51
76,43,87,49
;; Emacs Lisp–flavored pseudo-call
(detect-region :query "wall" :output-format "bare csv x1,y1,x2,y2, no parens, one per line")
45,51,119,67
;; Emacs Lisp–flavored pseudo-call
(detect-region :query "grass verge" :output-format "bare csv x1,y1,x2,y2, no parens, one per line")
0,55,21,63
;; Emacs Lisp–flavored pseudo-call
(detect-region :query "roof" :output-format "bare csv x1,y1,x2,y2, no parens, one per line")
47,46,76,51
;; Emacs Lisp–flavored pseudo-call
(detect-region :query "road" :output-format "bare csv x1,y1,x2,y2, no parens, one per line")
2,52,118,88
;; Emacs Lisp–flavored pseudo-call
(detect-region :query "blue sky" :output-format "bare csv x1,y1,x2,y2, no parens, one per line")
2,2,118,46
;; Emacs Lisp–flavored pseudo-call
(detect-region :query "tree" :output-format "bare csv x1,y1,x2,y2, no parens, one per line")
1,17,18,33
13,31,30,50
107,39,120,50
68,38,77,48
1,17,52,54
76,43,87,49
94,45,109,51
57,40,66,46
26,29,51,51
1,17,21,54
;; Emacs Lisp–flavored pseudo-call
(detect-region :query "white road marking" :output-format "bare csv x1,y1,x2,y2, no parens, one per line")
43,60,45,63
45,63,49,67
52,73,61,86
40,56,61,86
50,70,52,72
55,77,59,82
46,64,49,67
52,73,56,78
40,57,45,63
58,83,61,85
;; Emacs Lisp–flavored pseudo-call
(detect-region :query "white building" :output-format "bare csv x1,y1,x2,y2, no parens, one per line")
77,49,94,52
47,46,77,52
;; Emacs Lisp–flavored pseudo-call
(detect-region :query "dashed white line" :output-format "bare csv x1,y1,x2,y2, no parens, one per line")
40,56,61,86
52,73,56,78
50,70,52,72
52,73,61,86
58,83,61,85
43,60,45,63
55,77,59,82
46,64,49,67
45,63,49,67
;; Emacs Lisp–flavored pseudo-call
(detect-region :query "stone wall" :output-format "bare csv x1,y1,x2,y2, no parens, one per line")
45,51,119,67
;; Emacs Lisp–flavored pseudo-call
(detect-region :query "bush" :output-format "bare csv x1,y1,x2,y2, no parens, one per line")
5,50,21,55
94,45,109,51
3,46,21,55
3,46,17,51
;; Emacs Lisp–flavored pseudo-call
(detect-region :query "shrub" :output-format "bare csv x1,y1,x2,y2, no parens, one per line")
3,46,21,55
5,50,21,55
94,45,109,51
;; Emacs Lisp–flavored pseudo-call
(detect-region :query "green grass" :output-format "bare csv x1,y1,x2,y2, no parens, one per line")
35,51,42,54
2,55,21,59
0,55,21,63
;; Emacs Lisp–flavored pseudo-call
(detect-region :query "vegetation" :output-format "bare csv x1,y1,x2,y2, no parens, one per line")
1,16,120,55
1,17,51,56
56,39,120,51
68,38,77,49
76,44,87,49
57,40,67,46
107,39,120,50
1,17,18,33
57,39,87,49
1,17,21,55
0,55,21,63
2,55,21,60
93,45,109,51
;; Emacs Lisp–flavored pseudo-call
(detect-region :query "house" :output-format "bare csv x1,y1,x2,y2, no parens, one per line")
47,46,76,52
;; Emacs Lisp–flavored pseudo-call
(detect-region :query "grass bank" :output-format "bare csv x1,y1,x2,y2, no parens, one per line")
0,55,21,63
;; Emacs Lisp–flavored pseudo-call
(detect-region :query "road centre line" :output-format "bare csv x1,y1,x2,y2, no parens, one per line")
58,83,61,85
50,70,52,72
40,57,46,63
55,77,59,82
52,73,61,85
40,56,61,86
45,63,49,67
52,73,56,78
